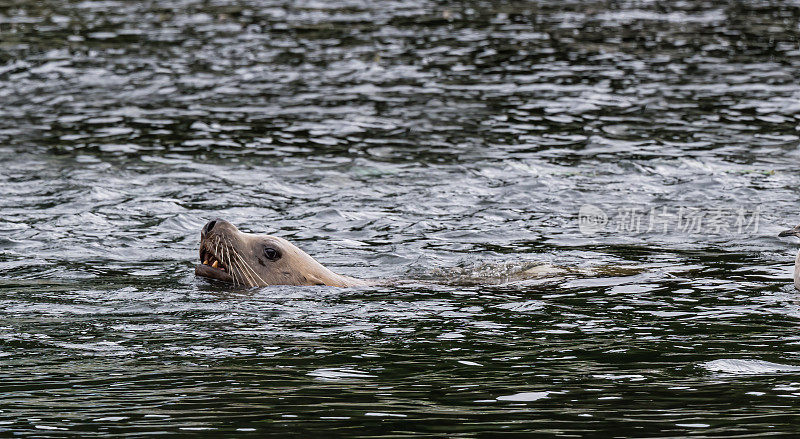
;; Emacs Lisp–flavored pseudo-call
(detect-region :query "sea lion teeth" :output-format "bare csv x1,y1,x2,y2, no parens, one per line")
212,260,219,268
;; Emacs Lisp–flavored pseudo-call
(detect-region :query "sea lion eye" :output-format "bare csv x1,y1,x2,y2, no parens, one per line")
263,247,281,261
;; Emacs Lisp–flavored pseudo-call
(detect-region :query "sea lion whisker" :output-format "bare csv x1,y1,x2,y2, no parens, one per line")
218,237,236,285
214,237,226,270
217,236,241,286
216,237,234,285
220,240,236,285
224,237,255,287
236,247,268,286
228,242,263,287
223,240,244,286
213,239,220,266
227,238,266,286
214,239,226,272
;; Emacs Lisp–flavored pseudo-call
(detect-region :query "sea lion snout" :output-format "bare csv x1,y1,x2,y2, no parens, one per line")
202,218,235,238
201,219,217,237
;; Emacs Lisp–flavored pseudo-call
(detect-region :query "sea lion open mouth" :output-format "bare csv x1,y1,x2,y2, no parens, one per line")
195,218,366,288
195,241,234,284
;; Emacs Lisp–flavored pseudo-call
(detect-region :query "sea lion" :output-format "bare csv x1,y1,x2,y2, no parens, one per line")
195,219,367,287
779,224,800,291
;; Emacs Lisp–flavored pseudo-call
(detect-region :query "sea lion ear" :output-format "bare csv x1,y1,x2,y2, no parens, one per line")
304,273,327,286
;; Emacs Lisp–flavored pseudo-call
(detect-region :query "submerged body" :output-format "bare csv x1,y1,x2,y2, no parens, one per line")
779,225,800,291
194,220,654,289
195,219,366,288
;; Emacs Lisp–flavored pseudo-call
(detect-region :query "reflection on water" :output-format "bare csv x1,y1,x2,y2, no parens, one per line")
2,0,800,436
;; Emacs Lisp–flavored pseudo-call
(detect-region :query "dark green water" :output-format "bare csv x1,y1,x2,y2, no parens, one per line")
2,0,800,436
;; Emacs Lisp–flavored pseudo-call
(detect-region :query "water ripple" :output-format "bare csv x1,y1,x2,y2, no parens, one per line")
2,0,800,436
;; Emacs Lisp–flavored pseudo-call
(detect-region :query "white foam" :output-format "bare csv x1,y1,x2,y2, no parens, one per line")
365,412,406,418
703,359,800,374
496,391,550,402
308,368,376,380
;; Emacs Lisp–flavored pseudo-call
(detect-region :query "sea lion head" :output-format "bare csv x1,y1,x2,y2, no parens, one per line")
195,219,364,288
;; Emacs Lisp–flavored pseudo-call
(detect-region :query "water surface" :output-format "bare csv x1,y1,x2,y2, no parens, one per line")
2,0,800,436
